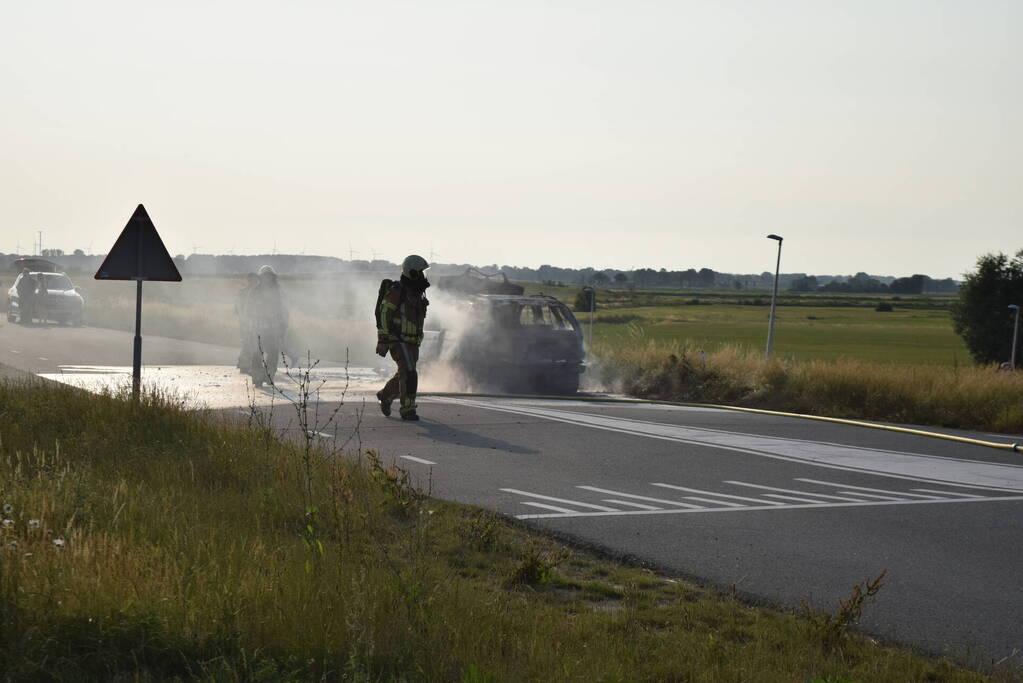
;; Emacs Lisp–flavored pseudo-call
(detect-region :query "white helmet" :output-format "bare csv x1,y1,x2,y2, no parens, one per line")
401,254,429,278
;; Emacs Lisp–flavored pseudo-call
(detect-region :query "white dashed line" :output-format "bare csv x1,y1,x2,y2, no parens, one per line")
521,502,578,514
401,455,437,465
602,499,662,511
836,491,905,501
764,493,829,504
912,488,983,498
651,483,784,506
796,479,944,499
576,486,705,509
501,488,618,512
725,481,866,502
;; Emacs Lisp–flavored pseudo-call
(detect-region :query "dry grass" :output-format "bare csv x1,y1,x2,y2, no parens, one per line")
0,378,1008,681
594,341,1023,434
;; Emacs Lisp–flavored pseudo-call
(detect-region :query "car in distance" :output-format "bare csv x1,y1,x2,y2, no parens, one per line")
7,271,85,326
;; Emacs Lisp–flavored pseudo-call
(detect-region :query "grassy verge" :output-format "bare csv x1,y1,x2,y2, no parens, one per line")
0,380,1010,681
593,342,1023,434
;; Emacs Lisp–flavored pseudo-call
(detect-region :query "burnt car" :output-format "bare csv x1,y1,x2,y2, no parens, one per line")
441,294,586,394
7,271,85,326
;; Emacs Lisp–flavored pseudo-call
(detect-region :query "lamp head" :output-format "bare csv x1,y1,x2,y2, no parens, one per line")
767,234,783,242
1010,304,1020,311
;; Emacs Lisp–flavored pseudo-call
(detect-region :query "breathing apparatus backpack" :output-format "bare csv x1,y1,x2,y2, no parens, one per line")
374,278,396,336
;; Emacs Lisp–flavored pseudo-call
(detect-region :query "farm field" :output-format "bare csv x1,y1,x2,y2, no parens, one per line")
520,283,969,366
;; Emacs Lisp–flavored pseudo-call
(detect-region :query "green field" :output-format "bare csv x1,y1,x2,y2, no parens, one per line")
521,283,969,366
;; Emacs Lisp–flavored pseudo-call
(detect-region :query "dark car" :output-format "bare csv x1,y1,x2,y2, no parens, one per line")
440,294,586,394
7,271,85,325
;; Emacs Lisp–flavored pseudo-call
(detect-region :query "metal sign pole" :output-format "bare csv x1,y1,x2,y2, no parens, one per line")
133,279,143,402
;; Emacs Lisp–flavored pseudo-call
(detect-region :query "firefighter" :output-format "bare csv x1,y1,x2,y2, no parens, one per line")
234,272,259,373
16,269,35,324
249,265,289,387
376,255,430,421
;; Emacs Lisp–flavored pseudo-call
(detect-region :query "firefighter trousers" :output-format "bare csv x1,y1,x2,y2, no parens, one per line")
380,342,419,415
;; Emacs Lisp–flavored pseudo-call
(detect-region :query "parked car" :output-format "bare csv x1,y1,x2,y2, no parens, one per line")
6,271,85,326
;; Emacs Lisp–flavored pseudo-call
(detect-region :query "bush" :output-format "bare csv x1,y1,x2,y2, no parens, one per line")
875,302,894,312
951,251,1023,363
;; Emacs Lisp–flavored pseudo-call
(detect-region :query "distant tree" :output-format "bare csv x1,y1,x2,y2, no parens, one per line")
73,248,85,256
790,275,818,292
613,272,628,284
574,288,596,312
592,271,609,285
697,268,716,287
951,251,1023,364
890,274,930,295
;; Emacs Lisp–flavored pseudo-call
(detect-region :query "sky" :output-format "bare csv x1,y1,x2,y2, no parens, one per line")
1,0,1019,278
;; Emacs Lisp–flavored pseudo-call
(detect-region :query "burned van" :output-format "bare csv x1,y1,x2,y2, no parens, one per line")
444,294,585,394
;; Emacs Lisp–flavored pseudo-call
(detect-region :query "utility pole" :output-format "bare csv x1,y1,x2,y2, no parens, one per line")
1009,304,1021,370
37,230,43,256
765,234,784,357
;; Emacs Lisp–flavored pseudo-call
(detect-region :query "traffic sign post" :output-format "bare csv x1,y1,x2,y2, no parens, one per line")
94,204,182,402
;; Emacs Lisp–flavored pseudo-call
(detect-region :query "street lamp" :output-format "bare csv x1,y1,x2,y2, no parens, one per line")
582,286,596,349
1009,304,1021,370
765,234,784,357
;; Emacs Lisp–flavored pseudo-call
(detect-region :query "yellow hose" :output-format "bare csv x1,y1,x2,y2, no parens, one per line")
419,392,1021,453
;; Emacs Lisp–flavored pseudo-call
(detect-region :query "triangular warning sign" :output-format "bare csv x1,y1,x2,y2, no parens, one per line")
95,204,182,281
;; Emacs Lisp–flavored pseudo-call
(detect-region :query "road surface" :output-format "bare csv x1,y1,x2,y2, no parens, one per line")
3,321,1022,668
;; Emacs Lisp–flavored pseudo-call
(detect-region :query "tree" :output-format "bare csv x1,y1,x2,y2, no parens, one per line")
592,271,609,285
951,251,1023,364
613,272,628,284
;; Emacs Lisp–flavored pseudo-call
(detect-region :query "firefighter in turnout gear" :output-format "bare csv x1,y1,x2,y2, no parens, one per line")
376,255,430,420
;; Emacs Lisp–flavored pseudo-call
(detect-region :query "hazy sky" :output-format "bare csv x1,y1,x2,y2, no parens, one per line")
1,1,1019,278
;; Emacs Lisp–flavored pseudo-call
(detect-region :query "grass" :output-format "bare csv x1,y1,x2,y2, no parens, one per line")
0,377,1011,681
592,342,1023,434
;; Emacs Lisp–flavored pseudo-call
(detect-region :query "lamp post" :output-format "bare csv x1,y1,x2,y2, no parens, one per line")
582,286,595,348
765,234,784,357
1009,304,1021,370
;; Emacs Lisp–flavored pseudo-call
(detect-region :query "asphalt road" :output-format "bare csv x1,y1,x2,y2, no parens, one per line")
4,321,1022,668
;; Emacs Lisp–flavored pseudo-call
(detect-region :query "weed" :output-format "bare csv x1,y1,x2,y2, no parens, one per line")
365,450,424,514
803,569,887,653
504,540,568,588
456,510,502,551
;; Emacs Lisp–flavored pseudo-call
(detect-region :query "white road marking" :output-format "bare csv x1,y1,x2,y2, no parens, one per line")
501,488,619,512
512,494,1023,520
401,455,437,465
603,499,662,511
796,479,944,500
576,486,705,509
37,357,48,361
651,483,784,506
725,481,866,502
764,494,829,504
431,397,1023,492
307,431,334,439
911,488,982,498
836,491,906,501
9,350,20,354
521,502,577,514
683,496,746,507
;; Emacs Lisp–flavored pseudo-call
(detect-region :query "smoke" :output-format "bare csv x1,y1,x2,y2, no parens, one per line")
8,263,591,397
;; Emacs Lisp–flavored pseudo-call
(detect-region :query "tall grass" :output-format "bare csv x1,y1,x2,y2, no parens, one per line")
594,341,1023,434
0,379,1005,680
